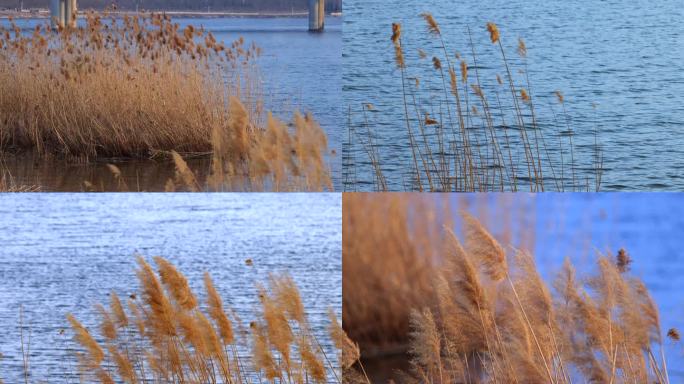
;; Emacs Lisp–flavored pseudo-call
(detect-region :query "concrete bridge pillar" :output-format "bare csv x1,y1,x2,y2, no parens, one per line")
308,0,324,32
50,0,77,29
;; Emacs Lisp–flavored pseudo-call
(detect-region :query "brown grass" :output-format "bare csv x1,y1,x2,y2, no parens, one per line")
3,256,353,383
343,194,673,383
0,11,331,191
345,15,604,192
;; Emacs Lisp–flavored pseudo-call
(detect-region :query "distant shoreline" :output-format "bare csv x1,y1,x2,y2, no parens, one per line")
0,9,343,19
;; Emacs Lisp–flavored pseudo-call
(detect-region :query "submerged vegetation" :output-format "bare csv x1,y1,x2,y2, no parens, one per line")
342,194,677,383
3,256,356,383
0,11,331,191
344,14,603,192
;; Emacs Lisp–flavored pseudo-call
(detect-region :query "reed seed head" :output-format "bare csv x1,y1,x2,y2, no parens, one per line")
517,37,527,57
391,22,401,44
616,248,632,273
520,88,531,103
460,60,468,84
668,328,680,341
420,13,441,35
555,90,565,104
432,56,441,70
486,22,500,43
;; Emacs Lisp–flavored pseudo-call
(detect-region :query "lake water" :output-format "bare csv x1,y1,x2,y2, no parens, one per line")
343,0,684,191
1,16,342,191
0,193,342,382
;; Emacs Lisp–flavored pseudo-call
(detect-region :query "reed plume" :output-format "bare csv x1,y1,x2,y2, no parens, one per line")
46,256,347,383
204,272,235,345
420,13,441,35
487,22,500,43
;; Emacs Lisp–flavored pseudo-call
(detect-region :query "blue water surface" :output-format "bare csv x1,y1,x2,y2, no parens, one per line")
0,193,342,382
343,0,684,191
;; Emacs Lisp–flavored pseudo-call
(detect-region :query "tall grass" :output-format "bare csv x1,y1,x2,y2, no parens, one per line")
345,15,604,192
342,194,677,383
3,256,356,383
0,11,331,191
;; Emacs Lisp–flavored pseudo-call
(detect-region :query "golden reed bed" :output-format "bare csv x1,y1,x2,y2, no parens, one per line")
342,194,678,383
0,11,331,191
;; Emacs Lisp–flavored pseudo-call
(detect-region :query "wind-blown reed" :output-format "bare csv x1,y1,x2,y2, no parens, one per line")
0,256,354,383
345,15,603,192
342,194,675,383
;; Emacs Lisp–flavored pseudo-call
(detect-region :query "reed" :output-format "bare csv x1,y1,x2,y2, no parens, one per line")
0,11,331,191
344,15,603,192
0,256,350,383
342,194,675,383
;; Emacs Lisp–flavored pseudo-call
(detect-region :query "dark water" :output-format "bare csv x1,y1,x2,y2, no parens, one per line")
343,0,684,191
2,16,342,191
1,152,213,192
0,193,342,382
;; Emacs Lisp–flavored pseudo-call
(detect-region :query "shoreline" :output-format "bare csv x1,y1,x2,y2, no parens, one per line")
0,10,343,19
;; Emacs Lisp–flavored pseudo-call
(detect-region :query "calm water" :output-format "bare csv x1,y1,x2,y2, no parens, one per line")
0,193,342,382
343,0,684,191
2,16,342,191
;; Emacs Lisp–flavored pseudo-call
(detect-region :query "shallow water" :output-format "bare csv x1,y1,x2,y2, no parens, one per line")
1,16,342,191
0,193,342,382
343,0,684,191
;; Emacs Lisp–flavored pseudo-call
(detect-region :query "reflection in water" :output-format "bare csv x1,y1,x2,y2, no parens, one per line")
1,152,211,191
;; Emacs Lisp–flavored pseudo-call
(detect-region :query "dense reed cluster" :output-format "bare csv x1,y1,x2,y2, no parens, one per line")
343,194,676,383
345,15,603,192
342,194,449,350
44,256,354,383
0,11,331,191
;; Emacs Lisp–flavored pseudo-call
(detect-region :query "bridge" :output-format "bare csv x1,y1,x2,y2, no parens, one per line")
49,0,76,28
50,0,324,31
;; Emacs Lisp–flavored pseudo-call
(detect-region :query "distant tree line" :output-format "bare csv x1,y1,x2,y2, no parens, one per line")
1,0,342,12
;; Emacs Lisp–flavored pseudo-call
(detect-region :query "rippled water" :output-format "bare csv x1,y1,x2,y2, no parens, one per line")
343,0,684,191
1,16,342,190
0,193,341,382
